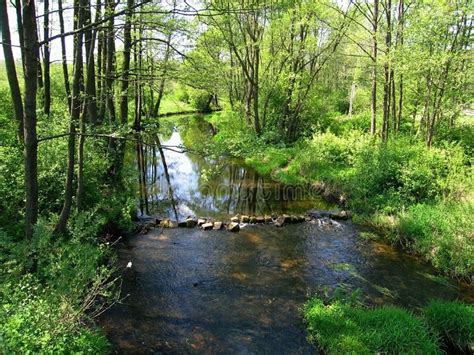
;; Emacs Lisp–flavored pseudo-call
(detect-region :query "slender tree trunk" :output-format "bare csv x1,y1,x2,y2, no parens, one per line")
58,0,71,110
151,34,172,118
55,0,85,234
77,0,96,210
348,81,356,118
391,70,396,131
84,0,98,124
370,0,379,135
76,104,86,211
42,0,51,114
37,57,44,89
381,0,392,141
253,45,261,136
120,0,134,124
0,0,24,142
15,0,25,69
22,0,40,239
105,0,116,123
396,0,404,131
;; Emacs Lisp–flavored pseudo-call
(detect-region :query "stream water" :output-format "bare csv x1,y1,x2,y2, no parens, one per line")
99,115,473,354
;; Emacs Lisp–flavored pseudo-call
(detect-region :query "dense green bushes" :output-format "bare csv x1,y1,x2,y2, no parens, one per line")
304,296,474,354
0,76,135,351
0,216,117,353
207,111,474,280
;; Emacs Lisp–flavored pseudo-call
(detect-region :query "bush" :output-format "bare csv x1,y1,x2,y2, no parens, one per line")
304,297,440,354
398,202,474,278
0,217,118,353
423,299,474,351
190,90,212,112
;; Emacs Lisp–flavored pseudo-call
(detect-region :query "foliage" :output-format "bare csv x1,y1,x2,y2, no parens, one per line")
303,297,440,354
0,65,136,352
190,90,213,112
0,217,117,353
423,299,474,351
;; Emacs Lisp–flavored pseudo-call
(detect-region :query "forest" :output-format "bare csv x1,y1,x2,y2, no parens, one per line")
0,0,473,353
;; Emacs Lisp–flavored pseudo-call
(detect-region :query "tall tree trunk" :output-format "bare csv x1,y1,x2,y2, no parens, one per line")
396,0,404,131
84,0,98,124
120,0,134,124
76,105,86,211
58,0,71,110
0,0,24,142
370,0,378,135
55,0,85,234
22,0,40,239
151,34,172,118
253,45,261,136
348,81,356,118
77,0,96,210
14,0,25,69
391,70,396,131
105,0,116,123
42,0,51,115
381,0,392,141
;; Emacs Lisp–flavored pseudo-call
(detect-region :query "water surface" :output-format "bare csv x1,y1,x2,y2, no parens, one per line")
100,116,473,354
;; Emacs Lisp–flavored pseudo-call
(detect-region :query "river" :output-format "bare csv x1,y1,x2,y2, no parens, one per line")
98,115,472,354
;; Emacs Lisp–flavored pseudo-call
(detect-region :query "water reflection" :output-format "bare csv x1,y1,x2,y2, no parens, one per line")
132,117,330,220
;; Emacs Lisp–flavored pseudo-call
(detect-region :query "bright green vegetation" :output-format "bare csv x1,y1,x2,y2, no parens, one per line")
0,139,133,352
180,0,474,280
423,299,474,351
0,67,134,352
1,0,473,352
304,297,440,354
304,296,474,354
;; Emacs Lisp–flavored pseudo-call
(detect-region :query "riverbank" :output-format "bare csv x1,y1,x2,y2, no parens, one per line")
201,111,474,282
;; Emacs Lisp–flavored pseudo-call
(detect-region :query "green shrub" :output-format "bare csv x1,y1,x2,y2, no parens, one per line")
0,275,109,353
0,219,116,353
304,297,440,354
423,299,474,351
398,202,474,278
190,90,212,112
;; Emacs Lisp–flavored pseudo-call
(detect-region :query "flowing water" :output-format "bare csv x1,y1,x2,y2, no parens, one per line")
99,115,473,354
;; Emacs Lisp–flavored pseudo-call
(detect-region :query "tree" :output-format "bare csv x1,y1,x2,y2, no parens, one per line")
42,0,51,115
120,0,135,124
22,0,40,239
0,0,24,141
55,0,85,234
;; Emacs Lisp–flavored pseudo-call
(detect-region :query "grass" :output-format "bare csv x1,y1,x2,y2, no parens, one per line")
423,299,474,351
159,96,194,114
303,297,440,354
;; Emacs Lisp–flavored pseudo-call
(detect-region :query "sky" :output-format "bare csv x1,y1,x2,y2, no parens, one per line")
1,0,76,62
1,0,351,63
0,0,203,62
